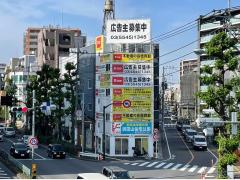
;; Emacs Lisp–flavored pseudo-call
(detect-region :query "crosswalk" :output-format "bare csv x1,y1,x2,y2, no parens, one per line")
0,166,11,179
123,161,216,175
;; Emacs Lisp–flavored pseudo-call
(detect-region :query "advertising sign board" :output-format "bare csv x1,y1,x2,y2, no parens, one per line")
106,19,151,44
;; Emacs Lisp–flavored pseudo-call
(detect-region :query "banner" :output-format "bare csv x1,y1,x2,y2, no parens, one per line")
106,19,151,44
112,122,152,135
113,53,153,63
112,63,152,74
113,88,152,101
95,35,104,53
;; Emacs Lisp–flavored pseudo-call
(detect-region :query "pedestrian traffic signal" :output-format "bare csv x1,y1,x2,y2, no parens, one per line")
31,163,37,179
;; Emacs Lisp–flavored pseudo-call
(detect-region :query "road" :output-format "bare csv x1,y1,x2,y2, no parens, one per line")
119,126,218,179
0,128,218,179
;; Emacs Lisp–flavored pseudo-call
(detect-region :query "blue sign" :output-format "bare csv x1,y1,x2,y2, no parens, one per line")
121,122,152,135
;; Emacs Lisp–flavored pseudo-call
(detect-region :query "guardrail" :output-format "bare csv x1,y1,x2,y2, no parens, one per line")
0,149,31,178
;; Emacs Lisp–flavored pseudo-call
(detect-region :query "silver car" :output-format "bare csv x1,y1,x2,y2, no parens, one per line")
4,127,16,137
185,129,197,143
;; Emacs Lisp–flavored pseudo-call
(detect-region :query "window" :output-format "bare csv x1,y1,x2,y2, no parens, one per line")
106,136,110,154
106,89,110,96
106,113,110,121
106,64,110,71
88,104,92,111
115,138,128,155
88,79,92,89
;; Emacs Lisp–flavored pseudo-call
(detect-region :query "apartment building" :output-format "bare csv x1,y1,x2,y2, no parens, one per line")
197,7,240,111
23,28,41,55
180,59,198,77
37,26,86,68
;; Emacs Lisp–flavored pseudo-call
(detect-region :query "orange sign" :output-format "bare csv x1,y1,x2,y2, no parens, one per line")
95,35,104,53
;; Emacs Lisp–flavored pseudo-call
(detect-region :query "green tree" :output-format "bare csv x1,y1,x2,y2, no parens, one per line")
197,32,240,178
4,78,17,127
63,62,77,144
48,68,65,142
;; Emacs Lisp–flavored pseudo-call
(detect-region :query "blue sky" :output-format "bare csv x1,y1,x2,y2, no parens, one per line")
0,0,239,82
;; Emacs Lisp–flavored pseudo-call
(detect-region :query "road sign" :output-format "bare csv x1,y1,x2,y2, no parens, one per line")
29,137,38,146
123,100,131,108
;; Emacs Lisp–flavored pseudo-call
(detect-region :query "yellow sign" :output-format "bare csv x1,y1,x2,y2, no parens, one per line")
100,54,111,63
95,35,104,53
113,88,152,101
113,113,152,122
100,74,110,88
113,53,153,63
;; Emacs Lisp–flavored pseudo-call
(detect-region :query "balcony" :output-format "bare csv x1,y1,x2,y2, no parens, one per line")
200,21,222,31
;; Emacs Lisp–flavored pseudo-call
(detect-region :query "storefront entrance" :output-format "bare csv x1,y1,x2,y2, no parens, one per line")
135,137,148,155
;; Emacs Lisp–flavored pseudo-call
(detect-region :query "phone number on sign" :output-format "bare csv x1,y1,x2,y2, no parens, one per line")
111,35,147,40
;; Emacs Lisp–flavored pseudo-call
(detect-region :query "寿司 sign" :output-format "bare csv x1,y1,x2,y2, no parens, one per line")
106,19,151,44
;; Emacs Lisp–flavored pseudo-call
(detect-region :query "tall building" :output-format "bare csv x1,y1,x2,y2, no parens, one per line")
95,19,159,157
0,63,6,90
197,7,240,114
23,28,41,55
179,59,198,121
37,26,86,68
180,59,198,77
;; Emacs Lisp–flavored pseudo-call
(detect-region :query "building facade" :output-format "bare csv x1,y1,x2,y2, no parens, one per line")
179,59,198,121
0,64,6,90
180,59,198,77
197,7,240,115
37,26,86,68
95,33,159,157
24,28,41,55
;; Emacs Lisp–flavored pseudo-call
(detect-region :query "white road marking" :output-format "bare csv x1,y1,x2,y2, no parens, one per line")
207,167,216,174
180,164,190,171
0,177,10,179
163,163,174,169
34,152,46,159
0,174,8,176
124,162,130,165
131,162,139,166
146,162,159,167
139,162,150,166
19,158,52,161
155,162,166,168
198,167,207,174
188,165,198,172
171,164,182,170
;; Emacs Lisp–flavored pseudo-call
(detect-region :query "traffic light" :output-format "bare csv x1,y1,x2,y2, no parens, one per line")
10,106,28,113
31,163,37,179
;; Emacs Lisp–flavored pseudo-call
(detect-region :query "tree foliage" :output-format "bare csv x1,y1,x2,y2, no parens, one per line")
197,31,240,178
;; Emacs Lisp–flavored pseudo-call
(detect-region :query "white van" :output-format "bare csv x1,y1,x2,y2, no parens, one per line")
77,173,108,180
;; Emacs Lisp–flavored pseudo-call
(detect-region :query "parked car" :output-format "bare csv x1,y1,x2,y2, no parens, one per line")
185,129,197,143
181,125,191,137
22,135,31,145
197,131,205,136
4,127,15,137
0,133,3,142
47,144,66,159
77,173,108,180
102,166,132,179
176,122,182,131
192,135,207,150
10,143,30,158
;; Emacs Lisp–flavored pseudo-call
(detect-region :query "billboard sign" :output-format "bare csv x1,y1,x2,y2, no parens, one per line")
112,122,152,135
106,19,151,44
112,75,152,87
112,63,152,74
113,53,153,63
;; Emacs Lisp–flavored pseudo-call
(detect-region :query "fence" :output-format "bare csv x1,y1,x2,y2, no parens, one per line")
0,149,31,178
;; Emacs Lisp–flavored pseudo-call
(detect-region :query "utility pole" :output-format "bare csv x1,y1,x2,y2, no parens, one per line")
32,90,35,160
161,67,165,130
81,93,85,152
